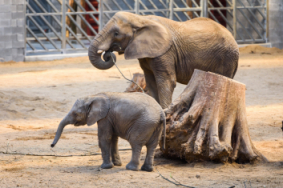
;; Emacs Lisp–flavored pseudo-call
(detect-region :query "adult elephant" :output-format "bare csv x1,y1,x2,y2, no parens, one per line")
88,12,239,108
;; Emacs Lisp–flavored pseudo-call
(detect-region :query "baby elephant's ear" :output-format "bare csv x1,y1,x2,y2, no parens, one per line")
86,94,110,126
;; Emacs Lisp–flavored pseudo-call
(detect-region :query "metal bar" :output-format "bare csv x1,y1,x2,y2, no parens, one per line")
236,6,266,9
173,7,202,11
201,0,208,17
26,49,61,53
135,0,139,14
24,0,27,56
66,14,92,42
233,0,237,38
99,0,103,31
27,3,63,41
61,0,66,53
237,0,265,31
208,7,233,10
236,39,266,43
45,0,60,13
237,6,264,40
66,3,98,36
74,3,99,26
169,0,173,19
121,0,133,10
32,0,77,50
26,40,36,51
84,0,99,13
27,15,59,50
26,27,48,50
266,0,269,42
65,25,87,49
138,1,166,17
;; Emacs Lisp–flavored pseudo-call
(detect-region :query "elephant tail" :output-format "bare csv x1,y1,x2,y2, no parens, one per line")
161,112,166,150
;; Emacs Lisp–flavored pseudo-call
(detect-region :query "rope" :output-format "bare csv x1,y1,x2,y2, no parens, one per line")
110,53,145,93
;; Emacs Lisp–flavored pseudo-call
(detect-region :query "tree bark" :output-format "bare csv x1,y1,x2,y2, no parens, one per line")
125,73,147,93
161,69,266,163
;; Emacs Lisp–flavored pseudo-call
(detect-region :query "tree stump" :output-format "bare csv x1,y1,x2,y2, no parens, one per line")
125,73,147,93
161,69,266,163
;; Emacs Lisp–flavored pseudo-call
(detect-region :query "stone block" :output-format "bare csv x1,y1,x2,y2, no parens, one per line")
4,56,13,62
10,19,16,27
11,5,17,12
12,0,25,4
17,33,23,42
0,19,11,27
0,49,12,56
13,55,24,62
12,40,25,48
17,48,24,54
16,4,24,12
0,12,12,19
12,12,24,19
0,35,12,42
17,19,24,27
12,48,17,56
12,26,24,34
4,27,12,35
4,41,12,48
0,28,4,35
0,4,11,12
4,0,12,4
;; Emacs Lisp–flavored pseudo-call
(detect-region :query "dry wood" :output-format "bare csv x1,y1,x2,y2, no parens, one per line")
160,69,266,163
125,73,147,93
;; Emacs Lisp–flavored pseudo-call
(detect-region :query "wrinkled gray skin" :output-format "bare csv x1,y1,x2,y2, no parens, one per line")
88,12,239,108
51,92,166,172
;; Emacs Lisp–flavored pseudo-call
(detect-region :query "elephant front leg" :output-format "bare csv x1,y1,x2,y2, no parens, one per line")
111,134,122,166
98,123,114,169
154,72,176,109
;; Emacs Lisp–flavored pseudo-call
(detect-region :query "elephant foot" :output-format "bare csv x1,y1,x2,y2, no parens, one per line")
101,162,114,169
141,164,153,172
126,162,139,171
113,159,122,166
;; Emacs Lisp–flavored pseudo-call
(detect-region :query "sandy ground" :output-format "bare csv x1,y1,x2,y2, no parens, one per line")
0,45,283,187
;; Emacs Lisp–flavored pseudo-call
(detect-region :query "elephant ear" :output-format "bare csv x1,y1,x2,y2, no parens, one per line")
124,18,172,60
86,94,110,126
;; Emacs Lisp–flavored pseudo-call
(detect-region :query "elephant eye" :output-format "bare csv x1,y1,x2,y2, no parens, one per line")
114,32,119,37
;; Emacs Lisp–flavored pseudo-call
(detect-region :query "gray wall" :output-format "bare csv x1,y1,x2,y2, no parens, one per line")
269,0,283,49
0,0,25,62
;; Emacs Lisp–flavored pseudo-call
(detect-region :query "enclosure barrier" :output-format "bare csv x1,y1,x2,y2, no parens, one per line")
25,0,268,57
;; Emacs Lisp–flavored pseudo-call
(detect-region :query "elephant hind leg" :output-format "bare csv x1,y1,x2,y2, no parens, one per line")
141,125,163,172
126,144,142,171
111,134,122,166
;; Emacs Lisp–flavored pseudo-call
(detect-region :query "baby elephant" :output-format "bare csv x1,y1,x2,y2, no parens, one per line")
51,92,165,172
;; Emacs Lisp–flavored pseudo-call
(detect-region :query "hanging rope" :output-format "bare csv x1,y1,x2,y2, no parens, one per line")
110,53,145,93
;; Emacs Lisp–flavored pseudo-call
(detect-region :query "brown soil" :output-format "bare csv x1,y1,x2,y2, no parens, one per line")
0,45,283,187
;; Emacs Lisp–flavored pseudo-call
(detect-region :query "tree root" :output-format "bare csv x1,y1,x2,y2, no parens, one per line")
160,69,267,163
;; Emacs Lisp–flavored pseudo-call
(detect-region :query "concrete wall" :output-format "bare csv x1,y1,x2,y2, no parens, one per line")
0,0,25,62
269,0,283,49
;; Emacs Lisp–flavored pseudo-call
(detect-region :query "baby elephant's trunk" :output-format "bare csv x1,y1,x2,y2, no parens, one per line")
51,117,69,147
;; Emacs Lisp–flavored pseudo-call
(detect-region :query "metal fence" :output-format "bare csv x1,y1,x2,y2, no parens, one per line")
25,0,268,56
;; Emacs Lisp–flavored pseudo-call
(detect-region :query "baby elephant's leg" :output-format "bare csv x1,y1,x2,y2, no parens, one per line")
111,134,122,166
98,124,114,169
126,144,142,171
141,126,162,172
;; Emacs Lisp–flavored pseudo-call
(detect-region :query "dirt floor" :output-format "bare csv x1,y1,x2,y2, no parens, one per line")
0,45,283,187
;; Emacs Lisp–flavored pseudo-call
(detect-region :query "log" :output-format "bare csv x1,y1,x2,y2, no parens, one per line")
125,73,148,93
161,69,266,163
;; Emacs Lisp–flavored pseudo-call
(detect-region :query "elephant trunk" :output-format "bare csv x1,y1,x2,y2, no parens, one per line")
51,116,69,147
88,40,116,70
